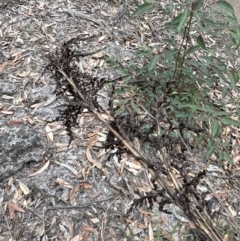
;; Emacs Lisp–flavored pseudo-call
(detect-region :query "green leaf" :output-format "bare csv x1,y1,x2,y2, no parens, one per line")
193,0,204,11
186,45,200,55
178,9,190,31
233,26,240,49
221,117,240,126
130,102,139,112
223,152,234,164
196,35,206,49
216,1,234,15
225,15,238,25
211,119,220,137
222,85,228,98
207,145,215,159
195,133,205,147
148,55,159,72
229,70,239,89
237,107,240,120
132,3,155,16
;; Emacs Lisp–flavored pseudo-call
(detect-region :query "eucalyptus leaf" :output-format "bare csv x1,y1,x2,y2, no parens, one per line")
216,0,234,15
193,0,203,11
207,146,216,159
178,9,190,31
211,119,220,137
132,3,155,16
196,35,206,49
148,55,160,72
221,117,240,126
223,152,234,164
229,69,239,89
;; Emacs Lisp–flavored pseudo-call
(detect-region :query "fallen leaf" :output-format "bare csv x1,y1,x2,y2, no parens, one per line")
1,95,14,100
8,120,24,126
56,178,73,188
1,111,14,115
148,222,154,241
92,51,104,59
70,235,82,241
226,204,237,216
125,161,142,170
26,116,35,125
28,160,50,177
19,182,30,195
79,181,92,189
45,125,53,141
86,147,102,169
69,185,80,204
0,62,8,75
8,202,25,219
98,35,106,41
55,161,79,176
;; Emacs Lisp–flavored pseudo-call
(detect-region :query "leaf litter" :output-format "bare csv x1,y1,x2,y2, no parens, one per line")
0,0,240,240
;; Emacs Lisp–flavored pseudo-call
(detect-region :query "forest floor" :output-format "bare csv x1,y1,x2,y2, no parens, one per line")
0,0,240,241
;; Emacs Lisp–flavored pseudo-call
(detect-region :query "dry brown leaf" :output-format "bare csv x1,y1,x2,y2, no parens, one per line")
0,62,8,75
99,113,113,121
8,202,25,219
86,147,102,169
56,178,73,188
28,160,50,177
26,116,35,125
226,204,237,216
8,120,24,126
79,181,92,189
92,51,104,59
69,185,80,204
125,161,142,170
233,155,240,165
90,190,101,199
65,217,74,239
148,222,154,241
1,111,14,115
45,125,53,141
1,95,14,100
108,227,117,241
223,234,229,241
70,235,82,241
81,226,94,232
19,182,30,195
85,212,99,224
98,35,106,41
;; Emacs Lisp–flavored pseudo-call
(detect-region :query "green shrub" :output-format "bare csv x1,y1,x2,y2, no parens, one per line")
106,0,240,163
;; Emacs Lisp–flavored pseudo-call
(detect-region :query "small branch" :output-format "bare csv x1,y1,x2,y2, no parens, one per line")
61,9,102,26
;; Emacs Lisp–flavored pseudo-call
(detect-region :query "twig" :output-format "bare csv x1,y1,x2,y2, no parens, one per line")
61,9,102,26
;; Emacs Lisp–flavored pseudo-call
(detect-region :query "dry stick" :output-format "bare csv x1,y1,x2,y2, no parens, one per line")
58,68,223,241
61,9,102,26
